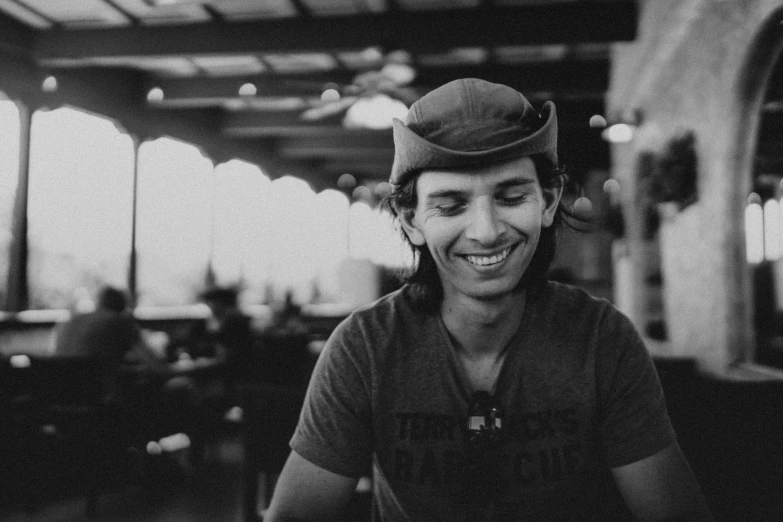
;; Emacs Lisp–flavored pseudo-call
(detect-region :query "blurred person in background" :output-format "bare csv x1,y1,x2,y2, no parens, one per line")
266,79,712,521
200,286,253,368
55,285,166,399
54,285,174,485
171,287,252,366
164,286,256,437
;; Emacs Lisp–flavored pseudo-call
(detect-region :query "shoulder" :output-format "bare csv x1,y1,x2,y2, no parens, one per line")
526,281,643,359
540,279,611,306
540,283,655,390
336,285,427,337
323,285,433,367
534,280,618,326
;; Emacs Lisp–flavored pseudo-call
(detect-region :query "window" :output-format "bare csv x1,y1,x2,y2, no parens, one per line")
348,201,411,268
212,159,272,304
745,194,764,264
266,176,320,304
312,189,350,302
136,137,213,307
9,104,412,312
27,107,134,310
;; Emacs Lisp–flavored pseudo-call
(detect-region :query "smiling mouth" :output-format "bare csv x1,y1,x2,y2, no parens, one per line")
464,247,513,267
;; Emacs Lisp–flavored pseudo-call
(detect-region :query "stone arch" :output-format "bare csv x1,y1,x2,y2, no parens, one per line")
732,7,783,364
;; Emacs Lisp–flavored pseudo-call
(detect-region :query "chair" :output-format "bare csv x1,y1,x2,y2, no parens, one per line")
1,354,41,512
240,382,307,521
238,332,371,521
6,355,145,517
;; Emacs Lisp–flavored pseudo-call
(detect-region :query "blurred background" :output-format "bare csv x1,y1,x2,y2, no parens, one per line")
1,0,783,520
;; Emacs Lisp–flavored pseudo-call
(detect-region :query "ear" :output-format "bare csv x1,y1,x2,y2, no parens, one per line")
398,209,427,246
541,184,564,228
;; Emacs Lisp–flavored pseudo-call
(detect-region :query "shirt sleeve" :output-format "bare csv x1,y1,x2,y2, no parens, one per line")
289,315,374,478
596,307,677,468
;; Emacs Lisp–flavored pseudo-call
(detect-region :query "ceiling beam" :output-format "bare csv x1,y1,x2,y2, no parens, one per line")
144,61,609,106
0,11,34,59
222,111,347,137
148,71,359,101
0,54,318,179
275,133,393,151
32,2,637,62
414,61,610,95
278,145,393,161
322,159,396,176
220,96,604,137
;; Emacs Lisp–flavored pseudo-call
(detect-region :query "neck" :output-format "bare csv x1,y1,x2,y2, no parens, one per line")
440,288,527,358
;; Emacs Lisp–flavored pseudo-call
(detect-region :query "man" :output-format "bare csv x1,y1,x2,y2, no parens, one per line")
266,79,712,521
178,286,252,363
55,285,166,398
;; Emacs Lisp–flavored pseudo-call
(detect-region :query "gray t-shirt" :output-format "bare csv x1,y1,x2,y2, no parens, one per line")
291,281,676,521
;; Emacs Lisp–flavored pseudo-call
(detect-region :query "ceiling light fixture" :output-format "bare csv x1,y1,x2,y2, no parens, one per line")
41,75,58,93
337,173,357,190
321,88,340,102
603,178,622,205
603,124,634,143
589,114,607,128
379,62,416,86
600,109,643,144
147,87,164,102
238,83,257,96
352,185,372,202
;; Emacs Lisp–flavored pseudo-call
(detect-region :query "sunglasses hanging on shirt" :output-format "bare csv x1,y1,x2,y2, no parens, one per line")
465,390,503,447
462,390,507,509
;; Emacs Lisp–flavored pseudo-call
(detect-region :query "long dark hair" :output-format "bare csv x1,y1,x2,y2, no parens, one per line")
382,154,585,311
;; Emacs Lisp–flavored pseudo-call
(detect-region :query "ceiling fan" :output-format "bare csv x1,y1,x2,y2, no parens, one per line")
299,50,420,129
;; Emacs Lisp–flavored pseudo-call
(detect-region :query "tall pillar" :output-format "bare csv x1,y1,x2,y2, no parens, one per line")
127,135,141,308
5,102,31,312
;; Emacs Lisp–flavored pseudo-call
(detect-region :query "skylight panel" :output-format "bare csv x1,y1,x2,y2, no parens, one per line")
191,55,267,76
21,0,129,27
394,0,480,10
263,53,339,73
0,0,52,28
211,0,297,20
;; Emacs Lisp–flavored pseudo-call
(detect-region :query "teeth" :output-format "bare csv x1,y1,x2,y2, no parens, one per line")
466,248,511,266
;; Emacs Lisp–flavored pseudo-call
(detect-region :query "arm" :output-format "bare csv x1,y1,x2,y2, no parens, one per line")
594,308,713,521
267,315,373,521
611,442,713,521
264,450,359,522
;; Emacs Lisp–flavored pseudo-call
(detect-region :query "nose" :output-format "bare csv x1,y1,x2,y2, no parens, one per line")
465,198,506,245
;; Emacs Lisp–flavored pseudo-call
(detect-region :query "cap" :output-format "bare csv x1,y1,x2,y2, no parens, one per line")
390,78,557,185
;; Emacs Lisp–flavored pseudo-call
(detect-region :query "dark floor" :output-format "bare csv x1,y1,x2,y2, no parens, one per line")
0,433,249,522
3,360,783,521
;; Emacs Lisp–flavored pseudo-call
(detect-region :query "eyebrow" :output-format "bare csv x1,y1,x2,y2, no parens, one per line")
425,189,466,201
424,177,536,201
496,177,536,190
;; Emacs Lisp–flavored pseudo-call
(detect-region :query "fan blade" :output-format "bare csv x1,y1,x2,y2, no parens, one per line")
300,96,359,121
384,86,421,107
379,63,416,86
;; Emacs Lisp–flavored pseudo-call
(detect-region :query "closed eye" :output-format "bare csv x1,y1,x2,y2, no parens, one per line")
435,202,466,216
497,194,528,206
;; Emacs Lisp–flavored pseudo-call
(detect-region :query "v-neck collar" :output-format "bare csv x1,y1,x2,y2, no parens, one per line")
434,286,539,400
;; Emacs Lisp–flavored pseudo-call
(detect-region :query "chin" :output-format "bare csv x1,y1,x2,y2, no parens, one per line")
462,278,524,301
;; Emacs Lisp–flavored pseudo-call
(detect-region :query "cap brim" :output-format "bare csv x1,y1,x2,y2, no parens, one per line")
390,101,557,185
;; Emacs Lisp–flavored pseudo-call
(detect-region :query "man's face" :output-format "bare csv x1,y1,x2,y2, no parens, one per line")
400,156,562,302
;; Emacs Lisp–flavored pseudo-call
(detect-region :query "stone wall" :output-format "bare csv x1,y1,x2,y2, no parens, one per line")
608,0,783,372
